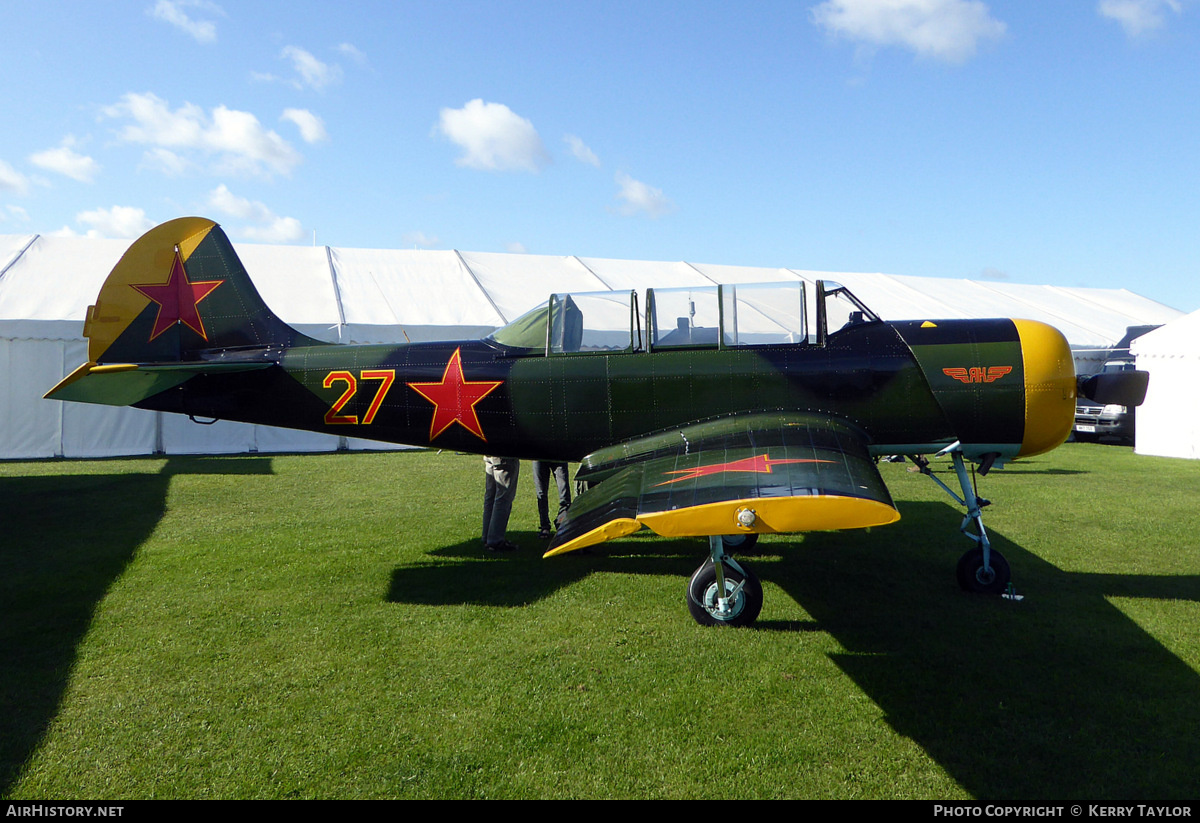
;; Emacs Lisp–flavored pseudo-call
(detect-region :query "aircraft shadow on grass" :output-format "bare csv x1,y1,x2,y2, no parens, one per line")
0,457,274,797
5,456,1194,799
389,531,706,609
389,500,1200,799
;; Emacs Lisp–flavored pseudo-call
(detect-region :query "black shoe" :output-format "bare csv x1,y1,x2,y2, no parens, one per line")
486,539,519,552
538,527,551,540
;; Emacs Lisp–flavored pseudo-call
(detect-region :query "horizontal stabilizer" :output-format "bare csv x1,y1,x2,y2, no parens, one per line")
44,361,273,407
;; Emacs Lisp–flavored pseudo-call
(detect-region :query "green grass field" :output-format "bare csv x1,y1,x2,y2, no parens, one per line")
2,443,1198,799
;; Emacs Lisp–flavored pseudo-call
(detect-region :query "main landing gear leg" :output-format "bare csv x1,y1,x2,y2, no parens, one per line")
686,536,763,627
910,451,1012,595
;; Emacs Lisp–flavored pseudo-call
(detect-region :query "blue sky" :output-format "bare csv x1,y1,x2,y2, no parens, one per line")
2,0,1198,311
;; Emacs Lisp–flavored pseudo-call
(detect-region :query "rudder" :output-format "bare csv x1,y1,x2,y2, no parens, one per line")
85,217,319,365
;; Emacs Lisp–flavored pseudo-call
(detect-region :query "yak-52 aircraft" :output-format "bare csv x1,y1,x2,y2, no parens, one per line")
46,217,1148,626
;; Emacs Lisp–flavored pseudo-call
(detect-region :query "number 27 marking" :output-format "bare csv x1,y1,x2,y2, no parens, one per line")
322,369,396,425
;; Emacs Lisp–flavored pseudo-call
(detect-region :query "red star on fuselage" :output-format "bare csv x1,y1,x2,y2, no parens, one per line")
130,250,223,341
407,348,503,442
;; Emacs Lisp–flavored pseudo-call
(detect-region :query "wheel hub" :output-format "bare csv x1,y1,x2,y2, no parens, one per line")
702,581,745,620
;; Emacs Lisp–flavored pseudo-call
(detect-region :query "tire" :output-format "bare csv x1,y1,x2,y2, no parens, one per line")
956,547,1011,594
721,533,759,553
687,559,763,627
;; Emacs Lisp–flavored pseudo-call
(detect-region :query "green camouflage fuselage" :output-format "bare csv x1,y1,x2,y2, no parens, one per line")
46,217,1074,466
131,317,1031,463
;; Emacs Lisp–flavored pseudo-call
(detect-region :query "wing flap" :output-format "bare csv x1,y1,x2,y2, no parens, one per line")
546,413,899,557
544,462,645,556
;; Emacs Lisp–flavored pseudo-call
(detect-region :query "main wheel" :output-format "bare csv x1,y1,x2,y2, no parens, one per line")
687,559,763,627
956,547,1011,594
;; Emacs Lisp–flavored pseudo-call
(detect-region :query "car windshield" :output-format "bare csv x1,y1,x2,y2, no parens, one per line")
1102,361,1136,373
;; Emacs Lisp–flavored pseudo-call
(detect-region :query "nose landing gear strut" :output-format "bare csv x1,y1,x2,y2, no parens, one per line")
909,447,1012,595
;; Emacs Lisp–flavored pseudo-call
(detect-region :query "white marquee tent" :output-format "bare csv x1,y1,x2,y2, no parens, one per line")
1132,310,1200,460
0,232,1184,460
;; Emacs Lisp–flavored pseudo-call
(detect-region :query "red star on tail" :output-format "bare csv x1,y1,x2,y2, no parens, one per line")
407,348,503,442
130,250,222,341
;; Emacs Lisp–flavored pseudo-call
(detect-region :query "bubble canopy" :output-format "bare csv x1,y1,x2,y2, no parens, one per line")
485,281,880,355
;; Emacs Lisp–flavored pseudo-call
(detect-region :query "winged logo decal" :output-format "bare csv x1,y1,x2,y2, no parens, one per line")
943,366,1013,384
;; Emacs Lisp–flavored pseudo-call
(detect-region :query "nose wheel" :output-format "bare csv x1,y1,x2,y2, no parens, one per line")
910,448,1014,596
956,545,1011,594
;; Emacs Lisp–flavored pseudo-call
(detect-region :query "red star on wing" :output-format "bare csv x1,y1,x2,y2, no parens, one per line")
407,348,503,442
130,250,223,341
656,454,832,486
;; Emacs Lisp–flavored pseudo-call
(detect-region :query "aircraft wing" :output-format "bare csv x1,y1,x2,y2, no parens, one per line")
545,413,900,557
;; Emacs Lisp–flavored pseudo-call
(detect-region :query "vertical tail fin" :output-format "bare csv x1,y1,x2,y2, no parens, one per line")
85,217,321,365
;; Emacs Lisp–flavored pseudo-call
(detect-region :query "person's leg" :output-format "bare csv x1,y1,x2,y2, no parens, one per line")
533,461,551,534
488,457,520,549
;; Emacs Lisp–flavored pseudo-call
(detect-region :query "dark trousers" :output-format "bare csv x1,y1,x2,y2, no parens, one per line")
533,461,571,531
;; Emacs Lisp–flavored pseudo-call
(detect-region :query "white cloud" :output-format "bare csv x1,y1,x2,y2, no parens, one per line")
148,0,223,44
811,0,1007,63
76,206,155,239
436,99,550,173
208,183,268,221
0,160,30,195
505,241,528,254
141,147,193,177
29,137,100,183
208,107,302,176
565,134,601,167
337,43,368,66
1098,0,1182,37
0,205,27,229
281,109,329,144
402,230,440,249
282,46,343,91
207,184,304,243
103,92,302,177
240,217,304,243
614,172,674,218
